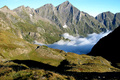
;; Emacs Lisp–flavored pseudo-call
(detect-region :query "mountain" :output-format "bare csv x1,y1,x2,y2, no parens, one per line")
1,1,120,79
95,11,120,30
35,1,106,36
0,21,119,79
88,26,120,68
12,1,106,44
13,5,63,44
1,1,120,44
3,1,119,44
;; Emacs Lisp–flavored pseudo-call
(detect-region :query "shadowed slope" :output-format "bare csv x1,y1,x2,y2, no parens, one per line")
11,59,71,72
89,26,120,67
11,60,120,80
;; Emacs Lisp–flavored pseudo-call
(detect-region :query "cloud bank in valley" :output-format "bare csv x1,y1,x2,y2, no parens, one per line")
35,31,111,54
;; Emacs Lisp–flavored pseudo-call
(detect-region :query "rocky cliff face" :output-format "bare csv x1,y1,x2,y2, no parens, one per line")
1,1,120,44
95,11,120,30
35,1,106,36
88,26,120,68
1,1,119,44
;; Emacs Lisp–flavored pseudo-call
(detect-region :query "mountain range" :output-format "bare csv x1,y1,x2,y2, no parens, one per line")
0,1,120,79
0,1,120,44
96,11,120,30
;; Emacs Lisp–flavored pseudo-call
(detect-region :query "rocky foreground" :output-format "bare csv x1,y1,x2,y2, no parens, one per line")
0,59,120,80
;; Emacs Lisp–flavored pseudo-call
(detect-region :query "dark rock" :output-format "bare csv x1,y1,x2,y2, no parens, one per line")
88,26,120,68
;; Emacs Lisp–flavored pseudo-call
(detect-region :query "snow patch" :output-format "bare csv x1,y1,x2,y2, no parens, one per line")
63,24,68,28
29,14,32,17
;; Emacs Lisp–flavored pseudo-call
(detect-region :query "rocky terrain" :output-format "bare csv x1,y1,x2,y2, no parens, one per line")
35,1,106,35
95,11,120,30
1,1,120,44
0,29,120,79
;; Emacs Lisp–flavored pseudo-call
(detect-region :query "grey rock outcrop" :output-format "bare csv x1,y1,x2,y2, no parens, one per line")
35,1,106,36
95,11,120,30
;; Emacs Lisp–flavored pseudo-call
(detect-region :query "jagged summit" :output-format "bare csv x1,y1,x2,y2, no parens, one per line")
13,5,27,12
1,5,10,10
64,0,70,3
43,4,54,7
14,5,33,10
115,13,120,20
95,11,120,30
62,0,71,5
34,0,107,36
57,0,72,8
0,1,120,45
0,5,17,16
16,5,26,9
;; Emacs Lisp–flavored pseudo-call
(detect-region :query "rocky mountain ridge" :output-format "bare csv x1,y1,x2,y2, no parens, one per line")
35,1,106,35
0,1,120,44
95,11,120,30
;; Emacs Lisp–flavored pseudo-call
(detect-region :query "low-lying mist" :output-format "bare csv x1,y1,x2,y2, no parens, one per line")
35,31,111,54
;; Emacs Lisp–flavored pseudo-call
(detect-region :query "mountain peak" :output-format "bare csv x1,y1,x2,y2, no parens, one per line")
19,5,25,8
17,5,33,10
56,0,72,10
44,4,53,6
1,5,10,10
14,5,25,10
62,0,71,6
14,5,34,12
43,4,54,8
64,0,70,4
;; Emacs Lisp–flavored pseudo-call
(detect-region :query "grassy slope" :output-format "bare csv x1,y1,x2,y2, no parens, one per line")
0,8,63,44
0,61,75,80
35,20,63,43
0,24,120,79
0,29,119,72
14,19,63,44
0,30,34,59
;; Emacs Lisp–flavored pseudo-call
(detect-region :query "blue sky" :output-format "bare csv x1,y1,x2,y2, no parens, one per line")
0,0,120,17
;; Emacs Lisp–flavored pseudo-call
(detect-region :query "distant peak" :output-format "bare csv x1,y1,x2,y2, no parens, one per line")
106,11,112,13
65,0,70,3
107,11,111,13
26,6,34,10
15,5,33,10
102,11,113,14
57,0,72,8
1,5,10,10
26,6,30,8
44,4,54,7
20,5,25,8
63,0,71,5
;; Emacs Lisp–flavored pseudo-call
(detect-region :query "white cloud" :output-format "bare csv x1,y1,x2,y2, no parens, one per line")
35,31,111,54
